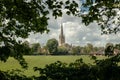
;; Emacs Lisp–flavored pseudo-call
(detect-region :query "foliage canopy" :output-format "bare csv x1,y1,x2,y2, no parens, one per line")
80,0,120,34
46,38,58,54
0,0,79,67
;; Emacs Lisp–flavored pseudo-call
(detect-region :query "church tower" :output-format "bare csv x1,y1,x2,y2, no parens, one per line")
59,24,65,46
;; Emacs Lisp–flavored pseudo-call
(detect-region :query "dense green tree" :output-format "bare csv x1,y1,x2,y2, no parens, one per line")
0,0,79,66
93,46,99,52
70,46,81,55
22,41,31,55
81,0,120,34
31,43,41,55
81,44,93,54
83,46,89,54
105,43,114,56
86,43,93,53
46,38,58,55
57,46,68,55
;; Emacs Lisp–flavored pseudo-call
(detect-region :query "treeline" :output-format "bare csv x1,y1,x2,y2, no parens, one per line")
22,38,120,55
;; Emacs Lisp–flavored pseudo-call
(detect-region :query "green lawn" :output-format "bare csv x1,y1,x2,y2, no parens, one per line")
0,55,105,76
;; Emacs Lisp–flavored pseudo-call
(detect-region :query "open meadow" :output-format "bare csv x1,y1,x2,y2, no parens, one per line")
0,55,105,76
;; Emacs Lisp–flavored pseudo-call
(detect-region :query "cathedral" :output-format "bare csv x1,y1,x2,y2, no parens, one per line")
59,24,72,51
59,24,65,46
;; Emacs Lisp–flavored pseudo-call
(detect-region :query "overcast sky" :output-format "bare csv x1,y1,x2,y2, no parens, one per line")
25,1,120,47
26,13,120,47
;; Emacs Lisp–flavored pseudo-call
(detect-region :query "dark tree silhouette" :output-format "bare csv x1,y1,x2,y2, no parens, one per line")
80,0,120,34
0,0,79,67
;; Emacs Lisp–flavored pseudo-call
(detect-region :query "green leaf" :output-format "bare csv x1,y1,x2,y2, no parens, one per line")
66,11,71,15
65,0,70,5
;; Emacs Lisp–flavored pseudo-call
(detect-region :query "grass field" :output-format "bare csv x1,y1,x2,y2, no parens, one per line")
0,55,105,76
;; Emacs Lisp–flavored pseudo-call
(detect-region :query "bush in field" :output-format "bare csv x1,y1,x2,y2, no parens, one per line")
0,69,32,80
34,59,97,80
95,54,120,80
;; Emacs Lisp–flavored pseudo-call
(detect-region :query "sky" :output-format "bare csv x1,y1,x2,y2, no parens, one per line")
25,1,120,47
26,14,120,47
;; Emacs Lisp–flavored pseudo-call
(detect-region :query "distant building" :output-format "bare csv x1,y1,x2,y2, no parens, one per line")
59,24,65,46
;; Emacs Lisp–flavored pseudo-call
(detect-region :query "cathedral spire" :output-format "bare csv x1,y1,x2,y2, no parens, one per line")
59,24,65,46
61,24,63,36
